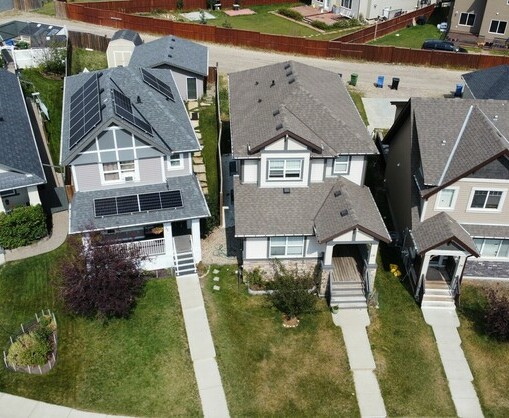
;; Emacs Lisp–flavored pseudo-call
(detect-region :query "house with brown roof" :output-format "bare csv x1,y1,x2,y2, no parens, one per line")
384,98,509,307
229,61,390,306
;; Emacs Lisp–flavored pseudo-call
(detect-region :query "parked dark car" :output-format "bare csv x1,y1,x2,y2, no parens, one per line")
422,39,468,53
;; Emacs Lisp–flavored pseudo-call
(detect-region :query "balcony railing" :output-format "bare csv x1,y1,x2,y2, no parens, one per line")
114,238,165,257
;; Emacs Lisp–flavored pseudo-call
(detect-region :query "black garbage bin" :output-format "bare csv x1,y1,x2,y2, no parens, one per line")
391,77,400,90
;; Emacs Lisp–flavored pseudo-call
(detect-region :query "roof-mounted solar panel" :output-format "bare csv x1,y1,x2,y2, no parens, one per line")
112,89,153,134
141,68,175,102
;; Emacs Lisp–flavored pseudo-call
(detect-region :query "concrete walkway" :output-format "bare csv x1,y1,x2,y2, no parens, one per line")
333,309,387,418
362,98,400,135
176,274,230,418
422,308,484,418
4,210,68,262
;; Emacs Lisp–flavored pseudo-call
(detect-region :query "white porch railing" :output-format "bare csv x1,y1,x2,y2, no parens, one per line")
338,6,354,18
114,238,165,257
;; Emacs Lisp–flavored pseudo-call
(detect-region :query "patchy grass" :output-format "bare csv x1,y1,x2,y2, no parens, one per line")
458,281,509,416
368,24,441,49
35,0,56,16
71,48,107,75
368,245,456,416
347,87,369,126
19,69,63,166
203,266,359,417
0,248,200,416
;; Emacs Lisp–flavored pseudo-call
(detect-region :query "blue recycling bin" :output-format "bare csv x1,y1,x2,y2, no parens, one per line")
454,84,463,97
376,75,384,88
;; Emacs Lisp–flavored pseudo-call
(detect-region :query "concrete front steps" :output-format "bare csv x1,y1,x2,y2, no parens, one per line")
330,280,367,310
421,280,455,309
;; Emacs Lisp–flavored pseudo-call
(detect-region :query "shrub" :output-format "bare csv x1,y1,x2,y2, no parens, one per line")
222,19,232,29
7,331,51,367
176,0,184,10
0,204,48,249
278,8,303,22
311,20,330,30
484,288,509,340
39,40,67,75
245,267,266,290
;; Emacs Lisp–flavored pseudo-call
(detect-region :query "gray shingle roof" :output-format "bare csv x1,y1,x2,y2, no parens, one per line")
0,20,66,48
61,66,199,165
0,70,46,191
462,224,509,239
228,61,377,158
412,212,479,256
462,65,509,100
69,175,209,233
111,29,143,46
234,176,390,243
128,35,208,76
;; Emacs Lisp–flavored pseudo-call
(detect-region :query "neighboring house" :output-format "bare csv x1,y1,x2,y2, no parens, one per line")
0,70,46,213
60,66,209,274
462,64,509,99
229,61,390,303
128,35,208,101
448,0,509,44
384,98,509,307
310,0,434,20
106,29,143,68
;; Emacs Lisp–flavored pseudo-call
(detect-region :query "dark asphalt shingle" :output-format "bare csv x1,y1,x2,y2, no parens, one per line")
462,65,509,100
111,29,143,46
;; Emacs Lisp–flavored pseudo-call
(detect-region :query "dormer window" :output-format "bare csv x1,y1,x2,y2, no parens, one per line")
267,158,303,180
333,156,351,174
168,153,183,169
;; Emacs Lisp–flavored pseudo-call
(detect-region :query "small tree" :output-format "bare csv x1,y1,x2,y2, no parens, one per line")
266,260,316,321
484,288,509,341
58,234,146,319
39,40,67,75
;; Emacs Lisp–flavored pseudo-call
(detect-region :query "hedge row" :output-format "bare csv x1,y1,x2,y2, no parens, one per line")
0,204,48,249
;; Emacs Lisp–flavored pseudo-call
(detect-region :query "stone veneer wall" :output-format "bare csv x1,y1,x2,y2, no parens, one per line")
464,259,509,279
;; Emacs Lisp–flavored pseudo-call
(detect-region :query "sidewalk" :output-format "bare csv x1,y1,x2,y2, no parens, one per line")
4,210,68,262
422,308,484,418
177,274,230,418
333,309,387,418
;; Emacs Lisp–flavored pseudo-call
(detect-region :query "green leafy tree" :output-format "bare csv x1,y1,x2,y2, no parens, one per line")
39,40,67,75
484,288,509,340
0,204,48,249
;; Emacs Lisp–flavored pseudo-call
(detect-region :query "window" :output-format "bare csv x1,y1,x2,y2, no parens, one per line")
469,189,504,210
187,78,197,100
489,20,507,34
333,156,351,174
0,189,16,197
341,0,352,8
474,238,509,258
269,236,305,257
168,153,183,169
267,159,303,180
436,188,457,209
102,160,135,182
459,12,475,26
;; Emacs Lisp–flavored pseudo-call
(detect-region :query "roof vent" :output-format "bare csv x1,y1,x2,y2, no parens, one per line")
494,115,499,121
276,122,283,130
340,209,349,217
286,70,293,77
283,188,290,194
441,140,447,146
334,189,342,197
168,54,173,58
255,81,259,85
270,80,275,87
258,98,262,103
136,95,142,104
170,46,174,49
273,109,280,116
171,37,176,42
284,63,291,69
288,77,295,84
99,88,104,94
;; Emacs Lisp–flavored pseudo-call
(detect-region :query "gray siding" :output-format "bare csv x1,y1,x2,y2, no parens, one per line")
164,153,191,178
74,164,102,192
171,71,205,101
138,157,164,184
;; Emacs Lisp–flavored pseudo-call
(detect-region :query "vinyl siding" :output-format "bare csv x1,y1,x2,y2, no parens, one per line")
164,153,191,178
325,155,366,186
171,70,205,101
479,0,509,41
242,160,258,183
450,0,485,35
139,157,164,184
74,163,102,191
310,159,325,182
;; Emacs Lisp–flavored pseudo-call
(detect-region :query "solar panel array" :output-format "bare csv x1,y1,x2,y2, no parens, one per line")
94,190,183,217
112,89,153,134
69,74,102,148
141,69,175,102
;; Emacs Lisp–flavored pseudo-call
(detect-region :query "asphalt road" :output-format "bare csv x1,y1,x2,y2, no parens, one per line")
0,9,466,98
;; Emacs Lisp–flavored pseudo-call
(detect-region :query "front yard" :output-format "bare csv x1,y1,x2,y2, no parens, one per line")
0,247,200,416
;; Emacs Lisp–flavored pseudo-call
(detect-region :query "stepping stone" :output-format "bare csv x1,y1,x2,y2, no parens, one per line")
213,277,220,282
213,269,220,274
213,285,220,291
193,157,204,164
194,165,206,173
188,101,199,110
194,151,202,157
197,173,207,182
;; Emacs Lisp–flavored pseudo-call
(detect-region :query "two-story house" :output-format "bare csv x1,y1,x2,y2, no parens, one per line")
384,98,509,307
229,61,390,304
0,70,46,213
448,0,509,45
60,66,209,274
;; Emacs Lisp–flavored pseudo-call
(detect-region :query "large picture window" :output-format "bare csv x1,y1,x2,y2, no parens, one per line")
102,160,136,182
269,236,305,257
474,238,509,258
489,20,507,34
333,156,351,174
459,12,475,26
267,159,303,180
469,189,504,210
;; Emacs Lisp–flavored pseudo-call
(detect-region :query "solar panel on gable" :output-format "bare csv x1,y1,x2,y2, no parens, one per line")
160,190,183,209
112,89,153,135
141,69,175,102
94,197,117,217
117,195,140,214
139,192,162,212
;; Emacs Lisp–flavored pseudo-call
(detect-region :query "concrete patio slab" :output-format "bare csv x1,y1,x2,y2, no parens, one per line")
353,370,387,418
362,98,399,134
182,305,216,361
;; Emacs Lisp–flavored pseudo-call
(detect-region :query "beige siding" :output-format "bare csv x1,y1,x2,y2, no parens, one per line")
479,0,509,41
265,139,285,151
310,159,325,183
74,164,102,191
450,0,486,36
242,160,258,183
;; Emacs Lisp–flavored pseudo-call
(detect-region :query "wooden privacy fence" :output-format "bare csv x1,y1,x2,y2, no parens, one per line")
335,4,435,44
13,0,42,10
60,1,509,70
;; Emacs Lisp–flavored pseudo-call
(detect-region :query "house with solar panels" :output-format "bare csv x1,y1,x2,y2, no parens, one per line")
128,35,208,101
228,61,391,307
60,66,210,274
0,70,46,213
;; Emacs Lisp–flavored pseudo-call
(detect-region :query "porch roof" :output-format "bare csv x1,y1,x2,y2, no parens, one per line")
412,212,479,256
69,175,209,233
462,224,509,240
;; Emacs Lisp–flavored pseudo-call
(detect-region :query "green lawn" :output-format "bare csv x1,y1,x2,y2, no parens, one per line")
203,265,359,417
347,87,369,126
368,246,456,416
368,24,441,49
0,248,200,416
71,48,108,75
458,281,509,416
35,0,56,16
19,70,63,167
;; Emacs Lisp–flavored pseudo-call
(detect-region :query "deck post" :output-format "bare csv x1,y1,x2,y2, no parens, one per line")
191,219,201,262
163,222,174,267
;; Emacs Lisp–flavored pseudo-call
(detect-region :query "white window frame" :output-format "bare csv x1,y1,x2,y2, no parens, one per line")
167,153,183,170
269,236,305,257
333,156,351,175
474,238,509,259
341,0,352,9
101,160,138,183
0,189,17,197
489,19,507,35
267,158,303,181
435,187,459,210
458,12,475,27
467,188,506,212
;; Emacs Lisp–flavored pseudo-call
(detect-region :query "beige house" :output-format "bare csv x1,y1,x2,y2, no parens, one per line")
448,0,509,44
384,98,509,307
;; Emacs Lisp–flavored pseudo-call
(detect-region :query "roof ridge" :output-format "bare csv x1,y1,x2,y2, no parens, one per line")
476,105,509,150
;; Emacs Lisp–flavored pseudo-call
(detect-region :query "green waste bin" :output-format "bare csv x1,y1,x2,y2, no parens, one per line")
350,73,358,86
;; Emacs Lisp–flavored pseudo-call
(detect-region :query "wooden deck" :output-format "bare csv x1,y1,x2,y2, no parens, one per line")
331,246,363,283
174,235,192,254
426,267,450,283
